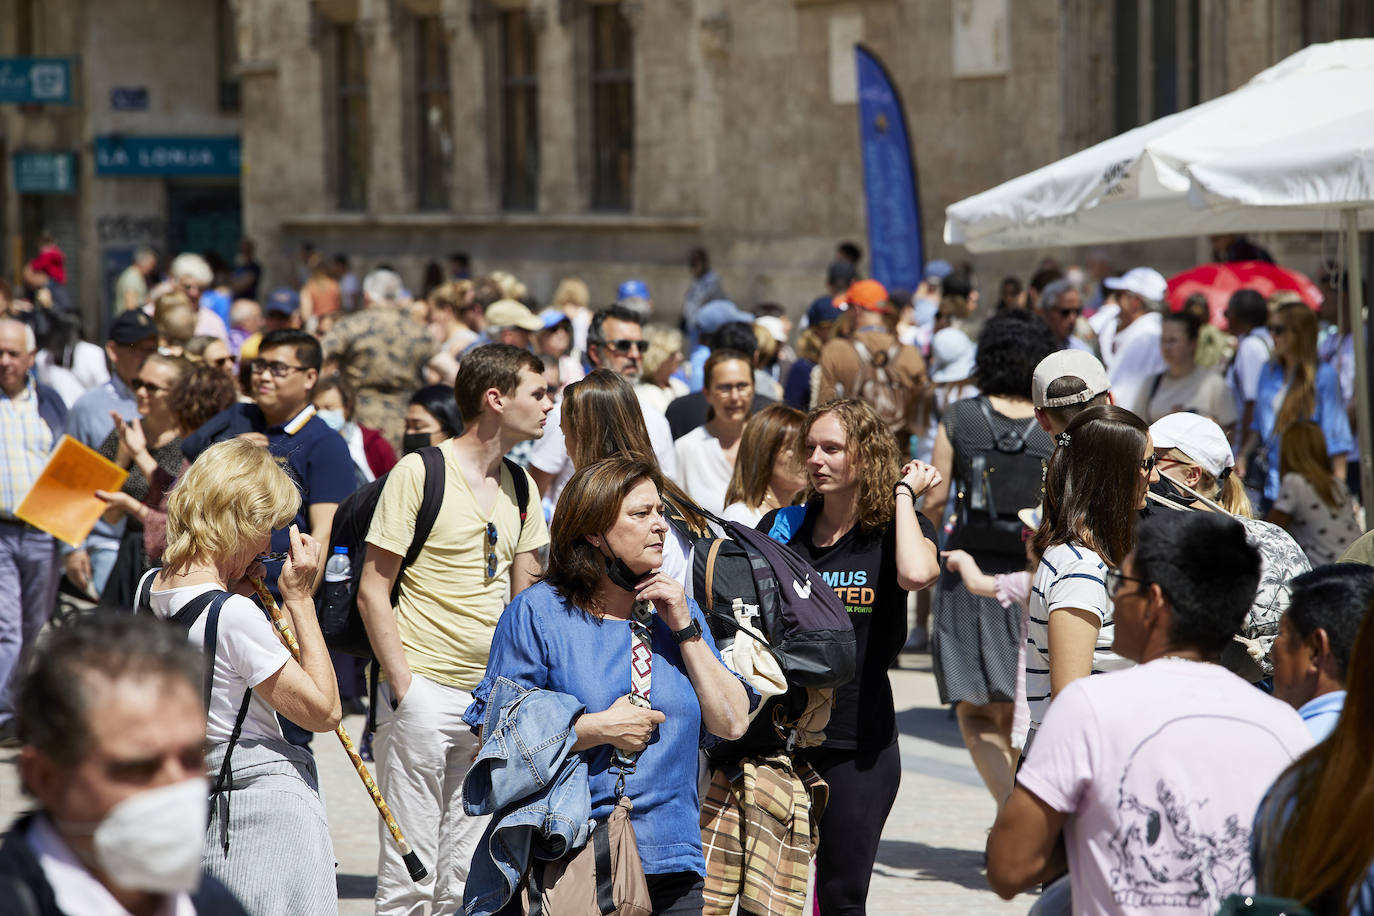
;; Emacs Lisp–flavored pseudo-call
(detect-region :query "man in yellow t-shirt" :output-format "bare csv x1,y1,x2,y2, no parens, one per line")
359,343,552,915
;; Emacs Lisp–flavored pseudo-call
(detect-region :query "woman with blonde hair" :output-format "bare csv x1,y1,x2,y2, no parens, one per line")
636,324,688,414
1240,300,1353,511
552,276,592,354
721,403,806,526
1269,420,1363,566
759,398,941,914
140,438,341,915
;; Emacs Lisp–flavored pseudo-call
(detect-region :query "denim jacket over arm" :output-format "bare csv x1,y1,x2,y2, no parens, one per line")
461,677,591,916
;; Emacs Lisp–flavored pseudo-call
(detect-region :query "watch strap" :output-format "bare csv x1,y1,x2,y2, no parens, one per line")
671,619,702,644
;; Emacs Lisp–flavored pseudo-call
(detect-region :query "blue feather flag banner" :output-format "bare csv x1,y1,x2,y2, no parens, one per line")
854,44,924,292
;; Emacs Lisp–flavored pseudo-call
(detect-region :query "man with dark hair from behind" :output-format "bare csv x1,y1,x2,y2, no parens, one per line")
1272,564,1374,741
0,613,248,914
1224,288,1273,449
988,512,1311,914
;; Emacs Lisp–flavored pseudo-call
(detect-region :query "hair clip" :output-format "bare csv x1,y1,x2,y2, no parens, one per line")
1056,432,1072,447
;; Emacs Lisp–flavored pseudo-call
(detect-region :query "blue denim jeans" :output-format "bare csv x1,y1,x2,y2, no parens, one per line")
0,523,59,725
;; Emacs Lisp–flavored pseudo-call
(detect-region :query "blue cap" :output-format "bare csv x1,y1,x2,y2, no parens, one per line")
805,295,845,326
924,259,954,281
618,280,650,301
266,287,300,314
696,299,755,335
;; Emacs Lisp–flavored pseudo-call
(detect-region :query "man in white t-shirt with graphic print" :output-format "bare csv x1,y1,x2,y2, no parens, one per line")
988,511,1312,916
359,343,552,916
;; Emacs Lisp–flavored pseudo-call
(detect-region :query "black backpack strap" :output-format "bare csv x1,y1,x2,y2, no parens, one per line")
201,592,253,856
593,817,615,915
503,457,531,524
390,445,447,607
135,568,158,616
1146,370,1166,405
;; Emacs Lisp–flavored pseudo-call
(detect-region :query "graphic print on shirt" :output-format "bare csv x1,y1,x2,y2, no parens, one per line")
1107,716,1273,910
821,567,874,614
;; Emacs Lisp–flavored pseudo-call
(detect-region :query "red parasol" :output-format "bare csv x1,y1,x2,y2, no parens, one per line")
1165,260,1323,329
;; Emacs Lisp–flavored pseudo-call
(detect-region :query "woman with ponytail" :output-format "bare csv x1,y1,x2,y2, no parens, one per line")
1148,412,1312,684
1239,301,1353,512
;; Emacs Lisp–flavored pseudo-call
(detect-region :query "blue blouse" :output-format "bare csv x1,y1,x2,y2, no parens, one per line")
464,581,730,877
1250,361,1353,501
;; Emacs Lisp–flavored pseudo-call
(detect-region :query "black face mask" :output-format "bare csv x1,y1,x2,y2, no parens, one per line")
604,553,642,594
401,433,432,456
1149,473,1200,509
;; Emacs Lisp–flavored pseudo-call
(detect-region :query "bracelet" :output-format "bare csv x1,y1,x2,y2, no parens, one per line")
893,482,917,501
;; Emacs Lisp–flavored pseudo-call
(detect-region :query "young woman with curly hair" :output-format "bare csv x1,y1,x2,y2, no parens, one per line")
759,398,941,915
921,309,1057,806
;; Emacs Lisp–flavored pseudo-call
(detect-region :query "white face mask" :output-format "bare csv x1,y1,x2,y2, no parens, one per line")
70,777,210,894
317,408,347,431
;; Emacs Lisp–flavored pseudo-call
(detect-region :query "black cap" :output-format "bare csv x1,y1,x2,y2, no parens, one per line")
108,309,158,345
942,273,973,299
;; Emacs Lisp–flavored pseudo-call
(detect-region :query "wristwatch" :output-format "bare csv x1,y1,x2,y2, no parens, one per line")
671,620,703,644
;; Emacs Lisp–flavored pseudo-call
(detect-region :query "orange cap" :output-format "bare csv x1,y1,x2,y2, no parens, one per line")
845,279,891,312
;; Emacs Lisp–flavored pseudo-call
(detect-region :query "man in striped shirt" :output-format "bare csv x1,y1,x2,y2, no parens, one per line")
0,319,67,745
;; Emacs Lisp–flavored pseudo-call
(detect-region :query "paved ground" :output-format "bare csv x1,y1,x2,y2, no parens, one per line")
0,652,1025,914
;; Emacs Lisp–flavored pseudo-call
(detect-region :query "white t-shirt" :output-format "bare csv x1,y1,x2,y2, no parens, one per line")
1018,658,1313,916
1027,543,1133,729
1103,312,1166,412
1225,329,1272,433
672,425,734,514
722,501,766,528
145,576,291,744
528,399,679,508
1135,365,1238,428
1273,472,1363,567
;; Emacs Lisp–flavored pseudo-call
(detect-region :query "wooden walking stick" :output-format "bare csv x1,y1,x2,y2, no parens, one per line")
251,577,428,883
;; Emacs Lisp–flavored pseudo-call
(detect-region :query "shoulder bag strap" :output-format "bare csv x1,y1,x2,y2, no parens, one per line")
593,817,615,916
135,568,158,616
201,592,252,854
702,538,725,610
612,602,654,791
1147,370,1166,404
502,457,531,524
391,445,447,607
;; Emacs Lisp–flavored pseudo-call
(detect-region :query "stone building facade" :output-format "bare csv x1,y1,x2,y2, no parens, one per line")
2,0,1370,330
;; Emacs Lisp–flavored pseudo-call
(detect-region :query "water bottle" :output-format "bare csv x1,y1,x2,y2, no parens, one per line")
324,546,351,583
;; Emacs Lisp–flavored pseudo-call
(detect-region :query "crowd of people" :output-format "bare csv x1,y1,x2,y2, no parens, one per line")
0,234,1370,916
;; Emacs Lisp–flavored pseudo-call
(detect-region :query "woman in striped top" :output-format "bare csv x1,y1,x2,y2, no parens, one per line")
1025,406,1158,740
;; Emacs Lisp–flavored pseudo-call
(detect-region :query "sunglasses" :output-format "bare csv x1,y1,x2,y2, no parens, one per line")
486,522,498,578
1105,567,1151,596
210,355,234,368
1267,325,1287,337
256,551,289,563
249,359,306,378
605,339,644,355
1054,307,1084,318
130,378,166,394
1140,455,1157,473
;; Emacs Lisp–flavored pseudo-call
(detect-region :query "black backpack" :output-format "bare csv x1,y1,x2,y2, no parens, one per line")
667,502,855,690
948,397,1049,558
316,447,530,659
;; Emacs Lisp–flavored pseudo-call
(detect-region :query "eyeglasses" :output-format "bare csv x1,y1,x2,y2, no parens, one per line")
605,339,644,355
248,359,306,378
485,522,498,578
1054,308,1084,319
1105,567,1151,597
712,382,752,396
130,378,166,394
1140,455,1157,473
1267,325,1287,337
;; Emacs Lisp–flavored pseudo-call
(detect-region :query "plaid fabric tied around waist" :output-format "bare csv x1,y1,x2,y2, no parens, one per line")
700,753,828,916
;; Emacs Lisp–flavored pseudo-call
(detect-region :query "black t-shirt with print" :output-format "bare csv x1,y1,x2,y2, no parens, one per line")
760,502,938,751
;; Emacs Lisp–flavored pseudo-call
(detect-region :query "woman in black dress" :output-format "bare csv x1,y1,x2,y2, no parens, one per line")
921,310,1056,805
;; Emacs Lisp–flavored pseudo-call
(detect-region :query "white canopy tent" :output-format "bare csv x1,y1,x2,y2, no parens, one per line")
943,38,1374,504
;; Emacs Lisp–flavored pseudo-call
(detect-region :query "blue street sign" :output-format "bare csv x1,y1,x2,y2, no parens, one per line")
110,87,148,111
0,58,73,104
94,136,241,177
13,152,77,194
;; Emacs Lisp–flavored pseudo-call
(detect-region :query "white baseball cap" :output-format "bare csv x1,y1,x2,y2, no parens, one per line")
1103,267,1168,302
1032,350,1112,409
1149,413,1235,478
